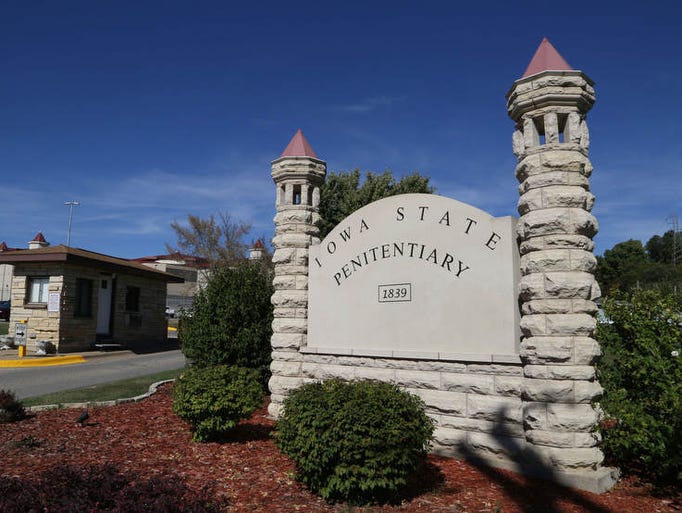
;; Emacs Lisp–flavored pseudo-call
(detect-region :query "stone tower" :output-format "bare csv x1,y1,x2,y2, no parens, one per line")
507,38,618,491
268,129,326,417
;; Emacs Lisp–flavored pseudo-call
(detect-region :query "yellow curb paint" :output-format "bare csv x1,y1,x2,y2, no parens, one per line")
0,355,86,368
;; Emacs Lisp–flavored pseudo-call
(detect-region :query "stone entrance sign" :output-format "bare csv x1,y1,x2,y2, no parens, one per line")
307,194,520,359
268,38,620,494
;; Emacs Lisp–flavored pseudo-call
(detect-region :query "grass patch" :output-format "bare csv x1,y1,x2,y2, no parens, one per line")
22,367,185,407
0,322,8,336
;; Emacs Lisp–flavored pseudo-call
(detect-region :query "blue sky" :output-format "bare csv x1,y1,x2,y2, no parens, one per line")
2,1,680,259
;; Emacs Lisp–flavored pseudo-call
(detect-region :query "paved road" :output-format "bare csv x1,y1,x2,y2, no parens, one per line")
0,349,186,400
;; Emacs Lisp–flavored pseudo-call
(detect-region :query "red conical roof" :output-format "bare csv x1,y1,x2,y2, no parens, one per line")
281,129,318,158
0,242,7,251
522,37,573,78
33,232,46,242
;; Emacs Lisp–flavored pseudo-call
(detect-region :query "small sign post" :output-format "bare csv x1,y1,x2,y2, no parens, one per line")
15,320,27,358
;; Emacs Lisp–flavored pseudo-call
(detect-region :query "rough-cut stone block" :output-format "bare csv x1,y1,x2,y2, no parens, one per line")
271,318,307,334
519,173,591,197
547,403,599,431
571,299,598,314
271,290,308,308
523,379,574,402
395,370,441,389
469,432,524,456
545,313,595,336
518,209,597,239
524,365,595,380
521,299,573,315
418,360,468,372
520,336,574,363
412,389,466,415
526,429,601,448
574,380,603,403
272,275,296,290
271,333,305,349
519,274,545,300
268,376,304,396
466,364,523,376
520,249,571,273
520,314,547,336
272,248,295,265
542,186,594,210
441,373,495,395
434,426,468,447
494,375,523,396
354,366,396,382
573,337,601,364
547,447,604,470
543,272,594,299
274,209,314,225
467,395,523,423
271,349,304,362
270,360,302,377
523,402,548,429
440,415,525,436
301,363,356,381
519,234,594,255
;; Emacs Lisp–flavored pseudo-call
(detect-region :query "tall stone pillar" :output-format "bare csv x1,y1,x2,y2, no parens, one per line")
268,130,326,417
507,39,618,492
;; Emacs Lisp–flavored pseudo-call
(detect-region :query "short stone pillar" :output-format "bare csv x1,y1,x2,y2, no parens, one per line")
268,130,326,417
507,42,618,491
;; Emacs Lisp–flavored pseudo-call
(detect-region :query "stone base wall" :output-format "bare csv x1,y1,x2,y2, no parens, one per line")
269,351,525,468
268,349,618,492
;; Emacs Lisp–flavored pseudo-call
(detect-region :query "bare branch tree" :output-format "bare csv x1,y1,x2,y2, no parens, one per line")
166,212,252,267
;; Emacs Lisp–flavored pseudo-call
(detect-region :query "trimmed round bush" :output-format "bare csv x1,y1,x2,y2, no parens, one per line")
275,379,434,504
172,365,264,442
0,390,26,423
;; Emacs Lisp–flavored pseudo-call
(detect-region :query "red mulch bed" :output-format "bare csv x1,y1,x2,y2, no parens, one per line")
1,384,679,512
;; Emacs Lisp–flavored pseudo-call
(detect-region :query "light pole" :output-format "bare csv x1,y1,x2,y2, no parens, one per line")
65,201,80,247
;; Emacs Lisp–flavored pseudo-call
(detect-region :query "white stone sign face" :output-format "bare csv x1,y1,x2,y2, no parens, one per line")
307,194,520,361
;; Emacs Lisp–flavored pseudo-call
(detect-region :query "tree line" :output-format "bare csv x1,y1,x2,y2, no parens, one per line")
596,230,682,295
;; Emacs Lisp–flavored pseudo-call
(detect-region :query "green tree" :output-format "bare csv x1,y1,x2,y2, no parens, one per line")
318,169,434,238
646,230,682,264
166,212,252,267
178,261,273,386
595,239,650,295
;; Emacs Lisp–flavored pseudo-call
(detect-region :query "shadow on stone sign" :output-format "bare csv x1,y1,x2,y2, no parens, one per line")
457,406,613,513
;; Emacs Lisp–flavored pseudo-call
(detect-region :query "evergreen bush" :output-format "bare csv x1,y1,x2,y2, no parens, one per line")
172,365,264,442
178,261,273,387
275,379,434,504
0,390,26,423
596,289,682,482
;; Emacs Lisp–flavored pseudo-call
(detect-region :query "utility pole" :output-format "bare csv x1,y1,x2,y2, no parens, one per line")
65,200,80,247
668,215,680,266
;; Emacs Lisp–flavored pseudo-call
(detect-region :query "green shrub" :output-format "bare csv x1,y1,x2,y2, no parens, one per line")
172,365,264,442
0,390,26,423
275,379,434,504
178,261,273,387
596,289,682,482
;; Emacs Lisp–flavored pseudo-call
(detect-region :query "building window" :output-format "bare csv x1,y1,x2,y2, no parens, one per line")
75,279,93,317
28,277,49,303
125,286,140,312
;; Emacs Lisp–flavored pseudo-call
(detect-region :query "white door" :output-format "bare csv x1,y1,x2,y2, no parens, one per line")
96,276,112,335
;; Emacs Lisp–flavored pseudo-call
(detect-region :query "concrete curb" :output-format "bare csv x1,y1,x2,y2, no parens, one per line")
26,379,176,412
0,354,86,368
